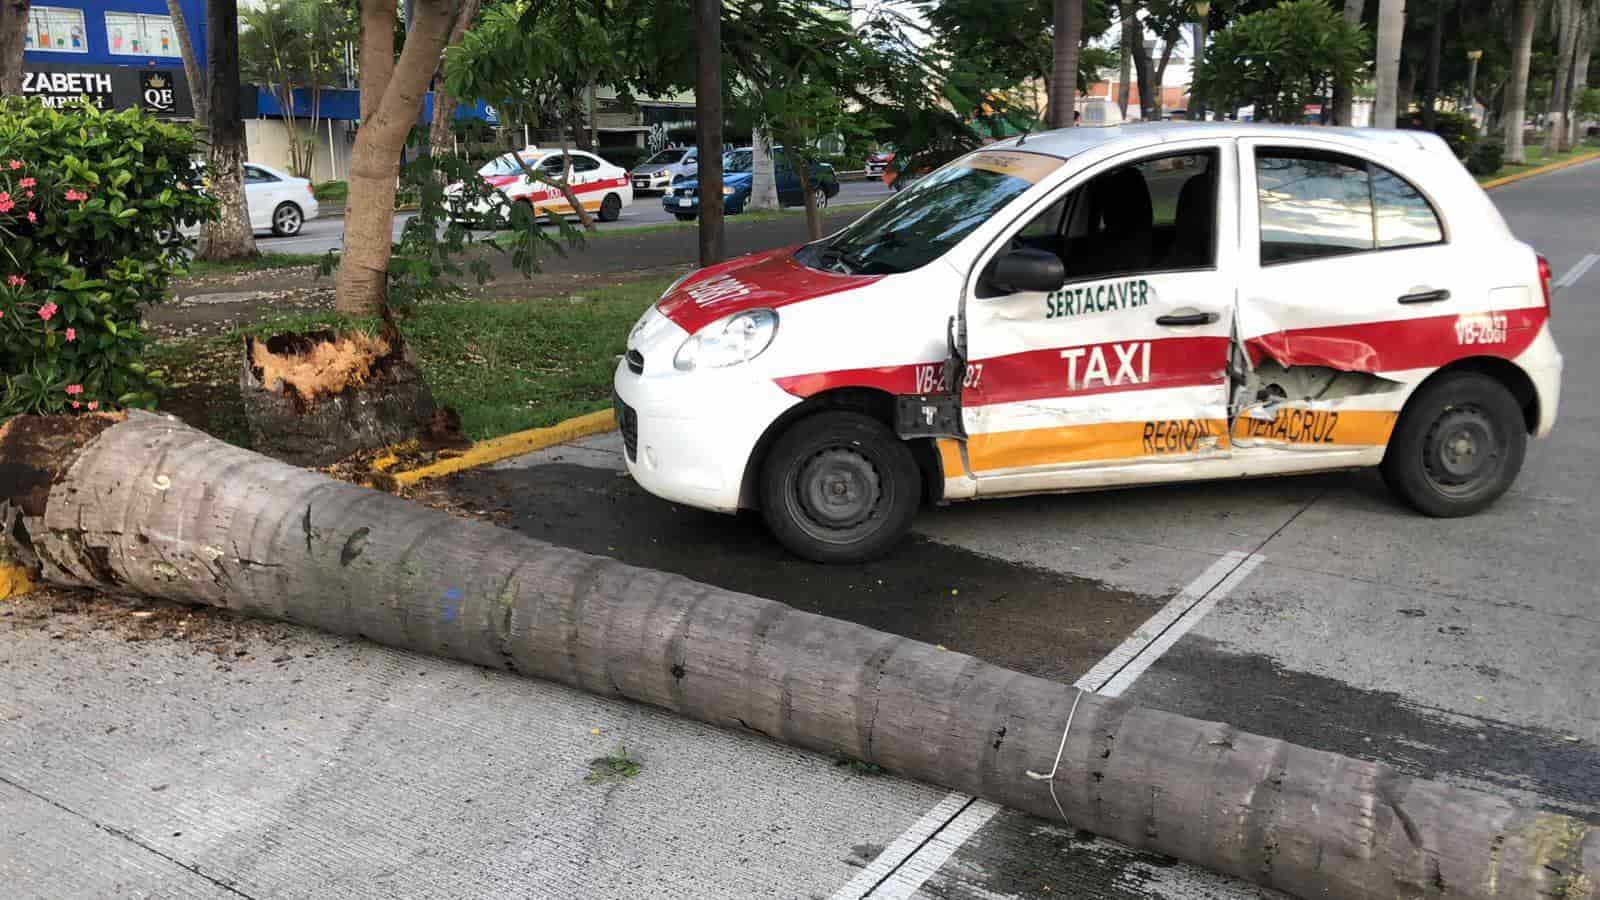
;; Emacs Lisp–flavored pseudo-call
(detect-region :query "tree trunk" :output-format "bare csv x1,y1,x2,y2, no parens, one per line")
587,80,598,150
4,410,1599,900
1545,0,1579,153
1117,1,1133,117
197,0,258,263
0,0,29,96
334,0,457,317
1373,0,1407,128
694,0,724,267
1049,0,1083,128
1567,5,1595,149
747,125,779,211
164,0,209,127
1153,29,1179,118
569,93,593,152
426,0,482,156
1422,0,1443,130
795,161,821,241
1505,0,1539,162
1130,29,1157,119
1333,0,1366,125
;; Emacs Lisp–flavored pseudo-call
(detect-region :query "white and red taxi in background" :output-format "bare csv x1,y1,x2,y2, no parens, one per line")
454,147,632,221
614,123,1562,563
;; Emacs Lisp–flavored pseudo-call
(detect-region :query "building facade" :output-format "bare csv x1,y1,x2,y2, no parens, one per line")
20,0,204,118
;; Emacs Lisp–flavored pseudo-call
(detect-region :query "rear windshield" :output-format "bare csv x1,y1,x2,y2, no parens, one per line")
800,150,1063,276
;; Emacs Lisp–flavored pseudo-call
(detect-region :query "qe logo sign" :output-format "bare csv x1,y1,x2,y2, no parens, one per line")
140,71,176,113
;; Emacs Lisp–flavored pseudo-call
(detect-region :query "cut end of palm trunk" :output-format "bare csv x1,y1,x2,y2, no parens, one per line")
0,413,128,516
240,329,457,467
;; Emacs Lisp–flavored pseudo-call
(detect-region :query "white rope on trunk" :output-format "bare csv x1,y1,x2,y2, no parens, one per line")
1024,687,1086,825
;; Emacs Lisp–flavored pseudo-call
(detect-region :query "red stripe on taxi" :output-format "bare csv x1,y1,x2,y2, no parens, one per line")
1245,308,1547,371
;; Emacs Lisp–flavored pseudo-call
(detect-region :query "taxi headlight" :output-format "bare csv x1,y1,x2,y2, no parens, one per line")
674,309,778,371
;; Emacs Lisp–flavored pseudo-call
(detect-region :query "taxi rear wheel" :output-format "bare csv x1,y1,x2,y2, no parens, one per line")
760,411,921,563
1382,372,1526,517
598,193,623,222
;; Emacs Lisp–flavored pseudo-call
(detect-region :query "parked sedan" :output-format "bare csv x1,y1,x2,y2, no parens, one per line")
662,146,840,220
631,146,700,194
162,162,320,242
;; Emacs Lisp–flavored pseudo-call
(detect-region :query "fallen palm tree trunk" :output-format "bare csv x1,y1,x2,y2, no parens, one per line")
1,411,1594,900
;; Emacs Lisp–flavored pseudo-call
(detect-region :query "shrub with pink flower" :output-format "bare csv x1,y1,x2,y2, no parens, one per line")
2,97,216,415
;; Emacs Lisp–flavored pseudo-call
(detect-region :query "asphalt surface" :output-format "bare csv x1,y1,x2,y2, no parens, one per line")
3,160,1597,899
266,179,898,256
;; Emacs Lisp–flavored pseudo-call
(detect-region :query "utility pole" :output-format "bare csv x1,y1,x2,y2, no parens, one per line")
1465,48,1482,121
694,0,724,266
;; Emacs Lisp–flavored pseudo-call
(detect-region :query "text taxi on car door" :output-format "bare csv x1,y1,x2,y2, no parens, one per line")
614,123,1562,563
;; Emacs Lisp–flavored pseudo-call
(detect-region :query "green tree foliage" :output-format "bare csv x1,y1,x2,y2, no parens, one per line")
238,0,357,179
0,99,216,414
1193,0,1369,122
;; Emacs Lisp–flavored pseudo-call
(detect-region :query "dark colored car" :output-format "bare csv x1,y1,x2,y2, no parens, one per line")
662,146,840,220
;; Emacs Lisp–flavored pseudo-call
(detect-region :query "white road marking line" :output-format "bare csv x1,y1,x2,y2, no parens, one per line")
828,793,971,900
1554,253,1600,292
834,550,1266,900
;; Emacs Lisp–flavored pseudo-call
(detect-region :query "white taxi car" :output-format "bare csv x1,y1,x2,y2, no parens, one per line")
615,124,1562,562
454,147,632,221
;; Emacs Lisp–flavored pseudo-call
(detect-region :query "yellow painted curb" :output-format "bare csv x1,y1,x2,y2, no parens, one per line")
0,564,35,600
1480,150,1600,189
392,408,618,486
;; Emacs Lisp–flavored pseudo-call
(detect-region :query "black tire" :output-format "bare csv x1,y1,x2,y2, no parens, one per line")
598,193,623,222
759,411,921,563
1381,372,1527,517
674,213,696,221
270,202,304,237
813,186,829,209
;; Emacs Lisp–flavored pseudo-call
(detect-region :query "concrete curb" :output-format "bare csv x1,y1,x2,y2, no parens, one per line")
391,408,617,486
1480,150,1600,189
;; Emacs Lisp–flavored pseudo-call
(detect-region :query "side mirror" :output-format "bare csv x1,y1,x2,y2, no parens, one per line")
987,247,1066,294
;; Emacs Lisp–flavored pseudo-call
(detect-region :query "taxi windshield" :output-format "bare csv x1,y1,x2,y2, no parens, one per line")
478,155,527,177
801,150,1062,276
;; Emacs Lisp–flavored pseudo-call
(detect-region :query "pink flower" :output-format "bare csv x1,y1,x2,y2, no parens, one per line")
26,211,35,223
18,177,34,189
7,160,21,170
65,384,83,395
0,192,12,214
71,401,81,409
87,400,99,411
65,327,76,342
24,190,33,200
64,189,87,203
5,274,23,287
37,302,57,321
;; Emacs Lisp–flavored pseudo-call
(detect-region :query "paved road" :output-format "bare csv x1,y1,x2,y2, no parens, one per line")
3,162,1596,899
265,178,898,256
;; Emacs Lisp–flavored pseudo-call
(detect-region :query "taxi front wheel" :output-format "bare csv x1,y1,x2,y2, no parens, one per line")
760,411,922,563
1382,372,1527,517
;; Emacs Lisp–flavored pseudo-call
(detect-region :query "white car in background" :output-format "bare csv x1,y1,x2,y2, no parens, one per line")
163,161,319,242
452,147,633,222
630,146,700,194
241,162,319,237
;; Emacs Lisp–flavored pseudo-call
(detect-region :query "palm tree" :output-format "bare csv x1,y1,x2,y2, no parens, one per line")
6,410,1598,900
1050,0,1083,127
1504,0,1539,162
1546,0,1580,152
1332,0,1367,125
1373,0,1408,127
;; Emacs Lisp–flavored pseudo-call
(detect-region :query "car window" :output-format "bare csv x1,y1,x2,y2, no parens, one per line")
1372,167,1444,248
724,149,753,173
1256,149,1442,265
571,155,601,173
1012,149,1217,283
478,155,523,177
540,155,568,175
645,149,686,166
800,149,1064,276
244,166,278,184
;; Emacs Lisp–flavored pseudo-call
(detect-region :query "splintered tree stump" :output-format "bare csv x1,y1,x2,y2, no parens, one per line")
240,330,438,466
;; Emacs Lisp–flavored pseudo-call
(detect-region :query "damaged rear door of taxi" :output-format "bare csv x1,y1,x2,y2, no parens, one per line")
1231,139,1474,463
959,139,1241,497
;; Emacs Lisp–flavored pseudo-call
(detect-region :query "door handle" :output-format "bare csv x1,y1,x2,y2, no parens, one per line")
1156,310,1219,326
1398,288,1450,304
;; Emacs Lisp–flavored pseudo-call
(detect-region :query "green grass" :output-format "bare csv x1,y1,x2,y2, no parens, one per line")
1474,143,1600,184
313,180,349,203
585,746,643,784
185,252,327,277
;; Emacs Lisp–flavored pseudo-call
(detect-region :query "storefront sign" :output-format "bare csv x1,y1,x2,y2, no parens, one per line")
21,62,193,118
